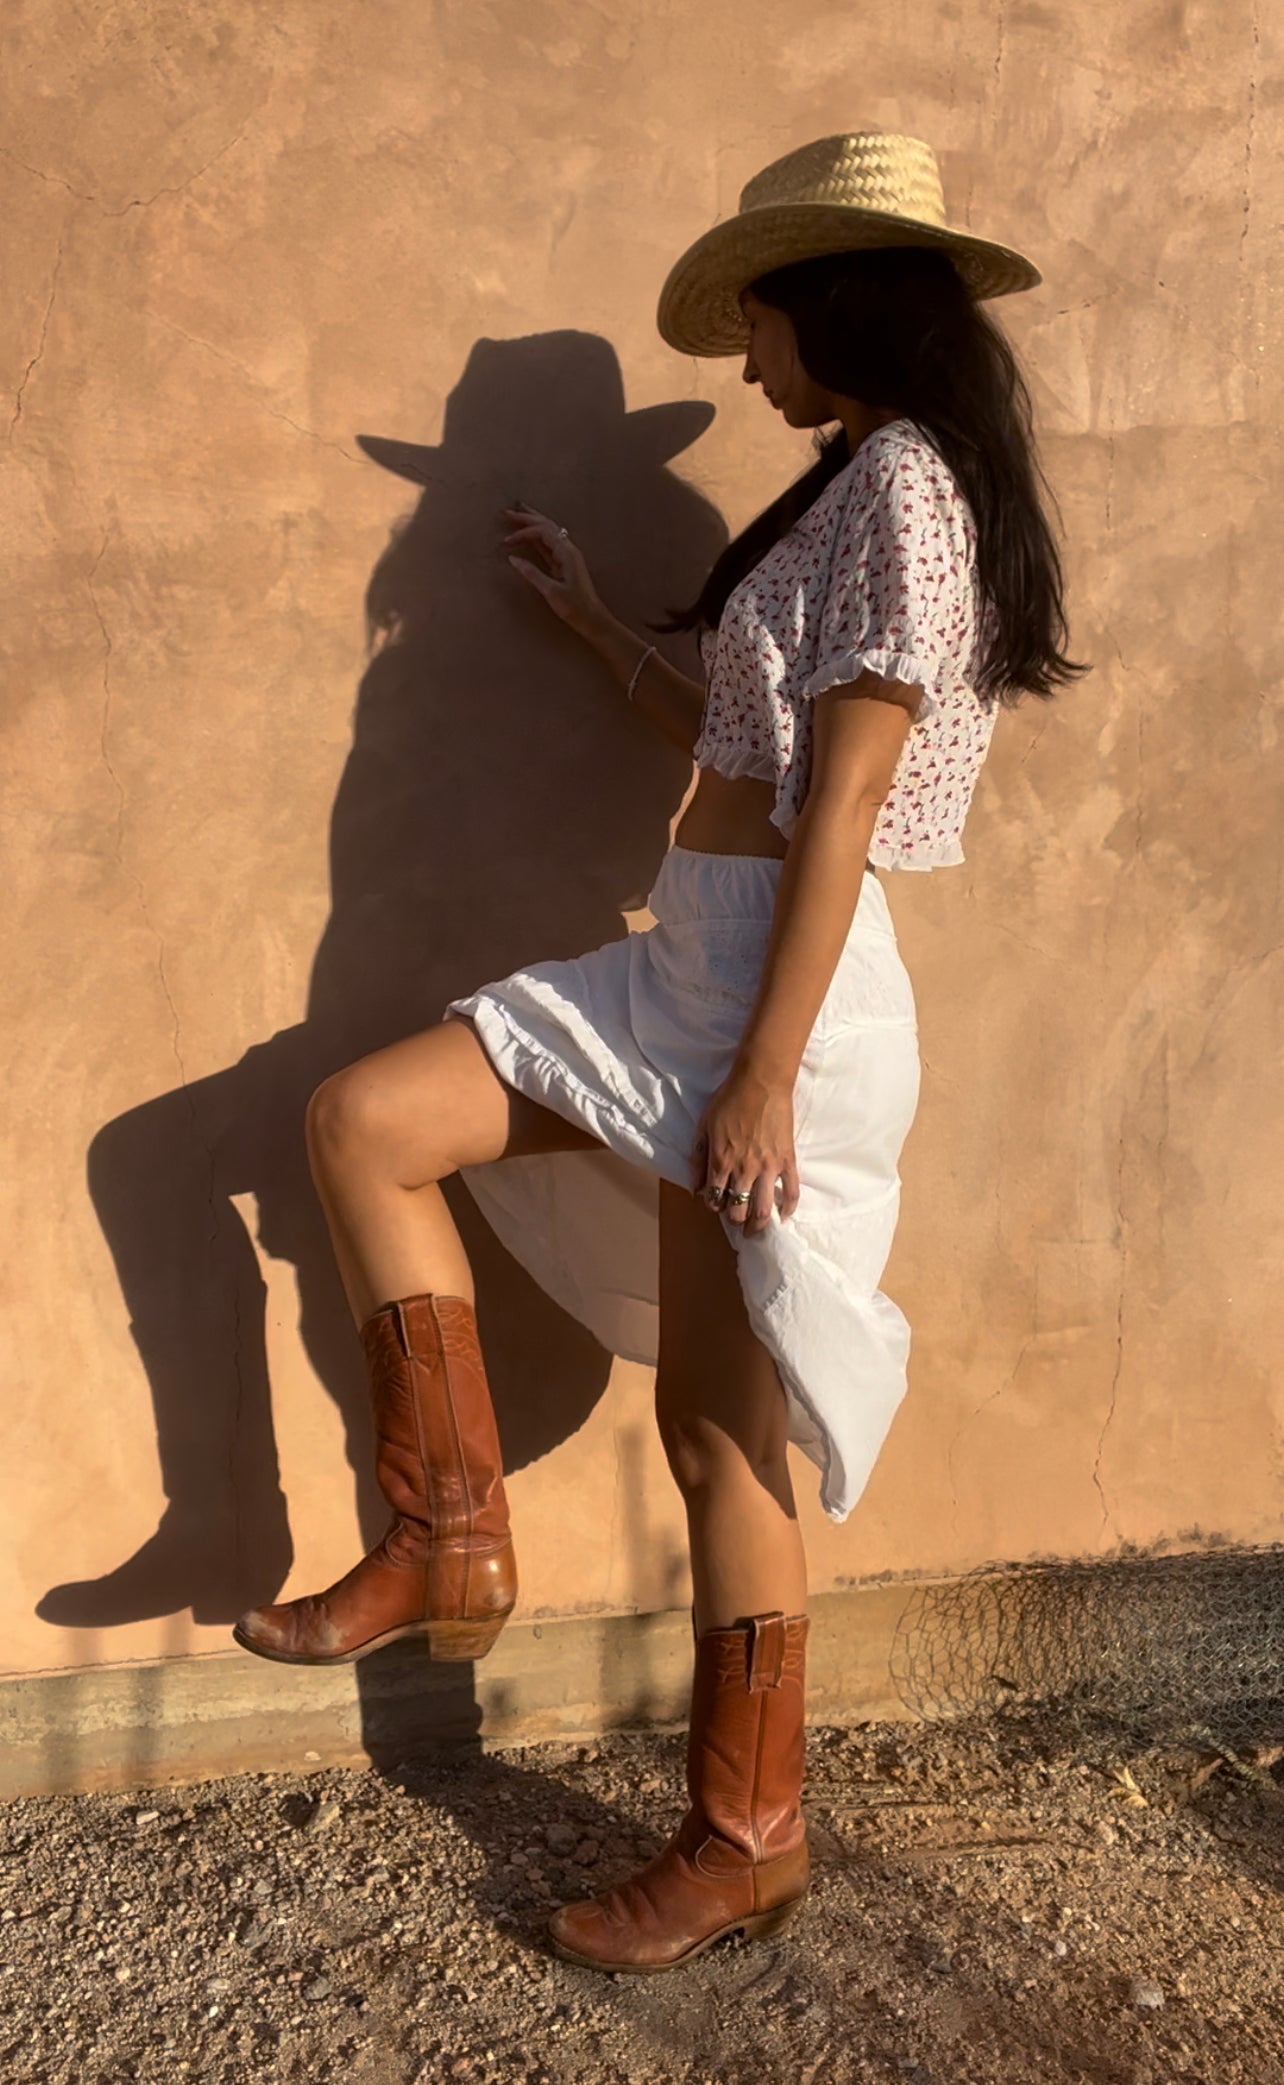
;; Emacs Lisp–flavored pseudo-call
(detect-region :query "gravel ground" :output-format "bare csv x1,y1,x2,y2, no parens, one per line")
3,1700,1284,2085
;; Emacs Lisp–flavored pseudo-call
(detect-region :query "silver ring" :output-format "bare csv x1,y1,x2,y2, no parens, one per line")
558,526,569,539
724,1189,752,1206
704,1184,727,1208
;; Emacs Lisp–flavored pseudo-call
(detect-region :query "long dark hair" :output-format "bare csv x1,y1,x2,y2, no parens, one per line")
660,245,1088,706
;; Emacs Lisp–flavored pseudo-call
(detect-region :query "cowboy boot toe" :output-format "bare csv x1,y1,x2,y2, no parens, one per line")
547,1842,745,1972
233,1593,338,1663
547,1893,616,1956
547,1873,674,1970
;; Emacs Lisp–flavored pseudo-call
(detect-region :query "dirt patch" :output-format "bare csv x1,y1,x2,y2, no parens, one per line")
2,1700,1283,2083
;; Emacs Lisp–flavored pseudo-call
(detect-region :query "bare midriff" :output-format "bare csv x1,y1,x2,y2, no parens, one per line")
673,765,874,873
674,768,787,857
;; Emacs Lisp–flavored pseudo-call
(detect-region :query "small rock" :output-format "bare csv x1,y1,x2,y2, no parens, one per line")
133,1810,160,1829
1129,1977,1164,2011
543,1822,576,1852
1093,1821,1118,1847
1052,1938,1069,1958
308,1800,341,1834
573,1840,601,1865
303,1975,331,2002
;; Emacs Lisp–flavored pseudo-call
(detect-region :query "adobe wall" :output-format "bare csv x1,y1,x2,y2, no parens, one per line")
2,1,1279,1768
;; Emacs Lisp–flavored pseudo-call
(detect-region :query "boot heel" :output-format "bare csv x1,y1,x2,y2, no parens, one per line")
739,1896,804,1943
423,1614,509,1661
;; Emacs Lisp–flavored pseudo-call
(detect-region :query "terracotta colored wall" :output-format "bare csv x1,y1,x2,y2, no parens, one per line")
4,1,1281,1689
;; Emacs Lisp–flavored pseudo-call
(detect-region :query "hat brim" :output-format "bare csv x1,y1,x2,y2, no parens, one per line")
357,399,715,486
657,203,1042,358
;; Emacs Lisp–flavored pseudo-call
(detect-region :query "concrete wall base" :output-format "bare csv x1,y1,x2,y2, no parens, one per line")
1,1585,921,1800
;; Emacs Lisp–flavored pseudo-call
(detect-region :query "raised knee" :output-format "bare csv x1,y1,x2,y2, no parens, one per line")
306,1066,399,1173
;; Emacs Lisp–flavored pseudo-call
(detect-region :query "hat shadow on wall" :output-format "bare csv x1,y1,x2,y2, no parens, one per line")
40,331,722,1756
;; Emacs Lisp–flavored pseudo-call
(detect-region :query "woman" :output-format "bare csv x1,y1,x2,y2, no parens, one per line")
234,131,1085,1972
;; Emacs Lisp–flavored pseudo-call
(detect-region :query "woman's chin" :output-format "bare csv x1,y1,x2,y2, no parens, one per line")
773,398,823,432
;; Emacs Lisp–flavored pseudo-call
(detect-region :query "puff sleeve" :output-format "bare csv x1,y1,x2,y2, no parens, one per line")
800,439,980,729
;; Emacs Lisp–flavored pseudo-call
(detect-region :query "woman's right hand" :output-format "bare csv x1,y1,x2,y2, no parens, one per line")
503,502,605,638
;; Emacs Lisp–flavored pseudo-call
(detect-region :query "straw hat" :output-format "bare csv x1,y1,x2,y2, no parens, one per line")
657,131,1041,357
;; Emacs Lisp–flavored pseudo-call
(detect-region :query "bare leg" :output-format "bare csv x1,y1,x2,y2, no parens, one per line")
305,1015,600,1325
654,1178,808,1635
235,1016,602,1664
547,1175,810,1971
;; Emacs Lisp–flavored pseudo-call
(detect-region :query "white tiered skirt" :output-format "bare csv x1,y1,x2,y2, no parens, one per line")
445,843,922,1523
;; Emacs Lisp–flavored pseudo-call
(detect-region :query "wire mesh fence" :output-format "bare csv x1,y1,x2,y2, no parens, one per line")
887,1543,1284,1759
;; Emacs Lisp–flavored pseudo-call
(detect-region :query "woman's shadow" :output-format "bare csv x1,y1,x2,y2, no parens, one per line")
40,333,724,1730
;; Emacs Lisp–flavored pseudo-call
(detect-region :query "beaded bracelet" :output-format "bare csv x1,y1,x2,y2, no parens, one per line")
626,643,657,703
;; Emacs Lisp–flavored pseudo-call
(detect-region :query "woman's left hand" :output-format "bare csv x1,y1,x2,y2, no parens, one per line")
691,1062,801,1235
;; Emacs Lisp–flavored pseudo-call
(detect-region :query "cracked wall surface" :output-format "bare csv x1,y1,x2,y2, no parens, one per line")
2,0,1282,1685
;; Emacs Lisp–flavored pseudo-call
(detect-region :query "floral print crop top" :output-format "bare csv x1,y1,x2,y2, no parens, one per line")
694,418,999,870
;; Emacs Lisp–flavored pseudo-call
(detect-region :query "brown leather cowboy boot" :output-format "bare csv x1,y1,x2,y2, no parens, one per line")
547,1610,809,1972
232,1293,516,1664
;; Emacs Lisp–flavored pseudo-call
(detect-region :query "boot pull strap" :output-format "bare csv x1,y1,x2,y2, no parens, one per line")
387,1297,445,1358
746,1612,787,1690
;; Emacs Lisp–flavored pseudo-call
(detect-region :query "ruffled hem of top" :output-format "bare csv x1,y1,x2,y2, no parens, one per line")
801,646,947,726
868,833,965,872
690,738,777,785
766,797,966,868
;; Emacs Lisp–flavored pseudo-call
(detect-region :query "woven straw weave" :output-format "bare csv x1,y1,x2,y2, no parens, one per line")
741,133,947,226
657,131,1040,357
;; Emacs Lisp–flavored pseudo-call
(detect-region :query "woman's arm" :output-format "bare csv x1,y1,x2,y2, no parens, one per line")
579,606,706,755
737,679,912,1079
692,674,916,1235
504,503,706,754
